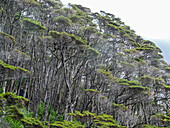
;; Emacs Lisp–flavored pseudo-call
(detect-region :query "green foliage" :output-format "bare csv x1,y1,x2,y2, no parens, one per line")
142,124,160,128
155,77,164,85
4,116,24,128
162,84,170,89
53,2,63,9
69,14,81,23
22,0,40,6
153,114,170,125
123,33,131,39
87,46,101,56
0,60,31,73
124,49,139,54
136,45,154,51
109,21,120,26
55,16,72,26
116,79,148,91
83,111,96,117
164,67,170,72
116,52,126,57
112,103,127,110
1,94,47,128
21,18,46,30
139,76,154,83
56,115,64,122
38,101,45,120
46,0,58,6
0,92,29,108
121,61,136,67
69,110,84,117
107,24,118,30
97,69,112,76
97,69,117,82
98,64,109,70
128,85,149,90
2,92,29,102
128,81,141,86
160,60,168,65
49,109,58,123
50,120,84,128
136,44,161,53
80,44,101,56
48,31,62,38
101,96,107,99
21,117,47,128
94,114,126,128
0,86,3,93
143,40,156,46
102,33,116,39
69,111,126,128
134,58,144,62
48,31,87,45
1,0,169,128
117,78,130,86
0,0,40,6
83,26,97,34
0,93,35,128
0,9,3,13
37,101,58,123
6,105,24,120
74,4,91,13
117,79,141,86
20,108,34,118
157,54,163,59
0,94,6,101
129,40,140,47
84,89,100,93
70,4,87,16
0,32,16,43
14,49,31,58
69,110,96,118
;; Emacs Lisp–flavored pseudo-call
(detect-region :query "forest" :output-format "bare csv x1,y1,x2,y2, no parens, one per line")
0,0,170,127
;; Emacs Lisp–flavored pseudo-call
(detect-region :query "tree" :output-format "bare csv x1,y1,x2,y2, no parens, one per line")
0,0,169,127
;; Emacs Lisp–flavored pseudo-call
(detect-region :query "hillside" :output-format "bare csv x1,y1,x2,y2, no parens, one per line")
0,0,170,127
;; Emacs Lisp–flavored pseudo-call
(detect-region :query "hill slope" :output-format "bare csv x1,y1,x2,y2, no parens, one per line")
0,0,170,127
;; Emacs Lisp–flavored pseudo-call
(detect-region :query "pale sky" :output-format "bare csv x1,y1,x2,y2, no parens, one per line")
62,0,170,40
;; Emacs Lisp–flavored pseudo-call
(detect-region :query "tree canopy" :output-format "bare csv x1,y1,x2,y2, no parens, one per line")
0,0,170,127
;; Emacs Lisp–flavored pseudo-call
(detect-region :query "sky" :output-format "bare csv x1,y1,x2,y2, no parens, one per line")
61,0,170,63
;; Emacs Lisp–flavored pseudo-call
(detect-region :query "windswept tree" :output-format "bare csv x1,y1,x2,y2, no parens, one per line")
0,0,169,127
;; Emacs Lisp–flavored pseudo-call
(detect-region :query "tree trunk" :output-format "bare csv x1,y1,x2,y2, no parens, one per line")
0,81,7,123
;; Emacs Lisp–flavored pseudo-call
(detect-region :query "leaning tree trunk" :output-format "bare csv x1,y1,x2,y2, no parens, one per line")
0,80,7,123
